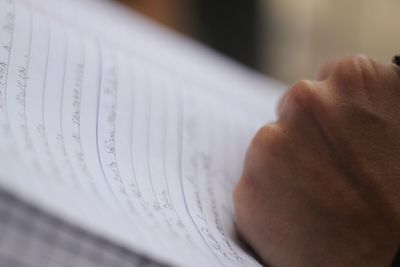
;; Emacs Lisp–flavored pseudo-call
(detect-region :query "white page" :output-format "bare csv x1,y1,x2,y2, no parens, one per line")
0,0,13,138
0,0,20,179
4,0,52,199
0,0,286,266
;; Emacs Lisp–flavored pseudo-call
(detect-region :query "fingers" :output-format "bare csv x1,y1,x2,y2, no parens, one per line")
316,54,391,82
278,55,395,121
318,55,395,86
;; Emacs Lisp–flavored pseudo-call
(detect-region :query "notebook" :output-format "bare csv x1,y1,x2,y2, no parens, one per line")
0,0,285,266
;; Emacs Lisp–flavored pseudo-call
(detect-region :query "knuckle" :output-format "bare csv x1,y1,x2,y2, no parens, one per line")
251,124,284,159
332,54,377,90
283,80,317,114
253,124,280,147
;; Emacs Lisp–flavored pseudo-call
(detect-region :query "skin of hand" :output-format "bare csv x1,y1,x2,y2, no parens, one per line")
234,55,400,267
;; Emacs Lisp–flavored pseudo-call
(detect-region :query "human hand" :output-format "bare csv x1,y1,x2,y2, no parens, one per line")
234,55,400,267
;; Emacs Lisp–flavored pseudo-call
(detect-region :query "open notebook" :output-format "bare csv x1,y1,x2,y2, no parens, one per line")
0,0,285,266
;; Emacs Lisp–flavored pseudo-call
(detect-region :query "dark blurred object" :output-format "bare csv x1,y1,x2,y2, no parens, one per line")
193,0,260,69
116,0,261,70
391,250,400,267
116,0,192,33
393,55,400,67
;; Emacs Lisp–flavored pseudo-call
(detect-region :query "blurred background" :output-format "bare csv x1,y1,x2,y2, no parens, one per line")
116,0,399,84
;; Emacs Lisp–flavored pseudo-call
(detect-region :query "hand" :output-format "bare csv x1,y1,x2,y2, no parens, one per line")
234,55,400,267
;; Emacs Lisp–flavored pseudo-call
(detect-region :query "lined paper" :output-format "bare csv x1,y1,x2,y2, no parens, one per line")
0,0,284,266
